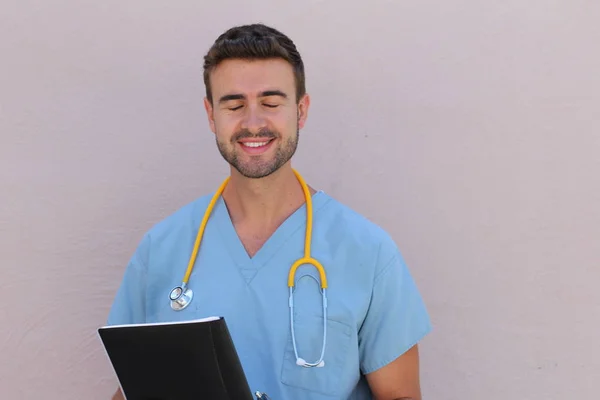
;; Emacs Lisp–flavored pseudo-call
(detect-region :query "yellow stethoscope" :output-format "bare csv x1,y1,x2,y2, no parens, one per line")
168,169,328,368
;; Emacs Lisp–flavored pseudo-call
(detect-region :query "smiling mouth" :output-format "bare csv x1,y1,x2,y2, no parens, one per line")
239,139,274,148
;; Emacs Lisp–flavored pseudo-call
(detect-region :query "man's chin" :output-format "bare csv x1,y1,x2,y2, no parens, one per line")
231,163,279,179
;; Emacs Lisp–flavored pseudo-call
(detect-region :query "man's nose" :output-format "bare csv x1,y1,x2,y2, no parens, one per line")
240,105,267,133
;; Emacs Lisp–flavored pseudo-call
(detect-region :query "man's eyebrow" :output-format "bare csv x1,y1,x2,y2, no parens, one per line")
218,90,288,104
259,90,287,98
218,93,245,103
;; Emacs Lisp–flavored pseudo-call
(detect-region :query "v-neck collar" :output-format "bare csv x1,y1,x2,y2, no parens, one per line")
212,191,329,282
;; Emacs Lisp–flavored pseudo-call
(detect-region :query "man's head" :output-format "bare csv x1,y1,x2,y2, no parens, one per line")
202,24,310,179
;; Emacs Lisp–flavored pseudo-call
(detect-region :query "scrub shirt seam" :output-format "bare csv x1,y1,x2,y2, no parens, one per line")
373,252,399,284
259,196,333,267
213,198,249,268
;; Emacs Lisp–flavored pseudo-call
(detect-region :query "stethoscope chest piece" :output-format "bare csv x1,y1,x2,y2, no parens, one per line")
169,285,193,311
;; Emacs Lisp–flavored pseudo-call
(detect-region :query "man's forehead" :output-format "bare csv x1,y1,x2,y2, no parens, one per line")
210,58,295,97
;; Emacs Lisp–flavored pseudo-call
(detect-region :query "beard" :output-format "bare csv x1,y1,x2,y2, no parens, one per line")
216,125,299,179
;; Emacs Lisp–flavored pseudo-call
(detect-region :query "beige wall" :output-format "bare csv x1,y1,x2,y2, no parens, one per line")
1,1,599,399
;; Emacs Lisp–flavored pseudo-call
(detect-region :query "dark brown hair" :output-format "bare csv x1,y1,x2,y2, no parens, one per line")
203,23,306,104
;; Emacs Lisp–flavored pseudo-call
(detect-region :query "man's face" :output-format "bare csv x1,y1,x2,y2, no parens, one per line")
204,58,309,179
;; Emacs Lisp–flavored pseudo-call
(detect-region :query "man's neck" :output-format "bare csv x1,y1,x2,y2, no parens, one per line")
221,165,315,231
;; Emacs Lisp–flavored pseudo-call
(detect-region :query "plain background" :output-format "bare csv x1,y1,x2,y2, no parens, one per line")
1,1,599,399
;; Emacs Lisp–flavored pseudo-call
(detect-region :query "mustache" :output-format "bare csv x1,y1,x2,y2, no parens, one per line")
232,129,278,142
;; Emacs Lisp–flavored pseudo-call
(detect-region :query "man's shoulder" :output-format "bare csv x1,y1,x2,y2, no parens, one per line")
318,192,400,257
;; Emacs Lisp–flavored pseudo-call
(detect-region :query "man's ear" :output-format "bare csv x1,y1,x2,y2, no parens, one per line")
204,97,216,134
297,93,310,130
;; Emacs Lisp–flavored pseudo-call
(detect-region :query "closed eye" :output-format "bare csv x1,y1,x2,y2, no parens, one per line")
228,105,243,111
264,104,279,108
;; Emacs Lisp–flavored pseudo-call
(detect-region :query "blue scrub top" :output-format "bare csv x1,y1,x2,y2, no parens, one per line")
107,190,432,399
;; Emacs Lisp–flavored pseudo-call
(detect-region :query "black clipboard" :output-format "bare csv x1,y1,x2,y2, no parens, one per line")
98,316,255,400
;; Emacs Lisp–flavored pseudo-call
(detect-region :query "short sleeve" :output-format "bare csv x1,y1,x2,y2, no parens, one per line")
106,234,150,326
358,247,432,374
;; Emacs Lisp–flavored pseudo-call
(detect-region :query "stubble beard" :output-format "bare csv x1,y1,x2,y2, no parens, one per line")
216,125,299,179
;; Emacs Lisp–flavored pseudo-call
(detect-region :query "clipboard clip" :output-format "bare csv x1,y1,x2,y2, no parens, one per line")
255,391,272,399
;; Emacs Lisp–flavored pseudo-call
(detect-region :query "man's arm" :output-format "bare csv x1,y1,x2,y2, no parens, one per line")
365,344,422,400
357,239,430,400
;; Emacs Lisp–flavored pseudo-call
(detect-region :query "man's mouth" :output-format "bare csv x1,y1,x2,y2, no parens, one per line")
240,140,271,148
238,138,275,149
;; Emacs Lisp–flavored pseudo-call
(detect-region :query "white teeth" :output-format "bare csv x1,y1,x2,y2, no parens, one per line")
242,141,269,148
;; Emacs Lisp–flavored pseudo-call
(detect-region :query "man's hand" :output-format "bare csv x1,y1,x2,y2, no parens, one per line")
111,388,124,400
365,344,422,400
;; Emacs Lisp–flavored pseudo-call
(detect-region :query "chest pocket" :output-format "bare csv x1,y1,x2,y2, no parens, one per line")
280,270,355,396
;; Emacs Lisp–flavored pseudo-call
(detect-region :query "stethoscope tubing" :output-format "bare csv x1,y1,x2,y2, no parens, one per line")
169,169,328,368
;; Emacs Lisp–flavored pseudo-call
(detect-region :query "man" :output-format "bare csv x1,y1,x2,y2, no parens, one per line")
108,23,431,400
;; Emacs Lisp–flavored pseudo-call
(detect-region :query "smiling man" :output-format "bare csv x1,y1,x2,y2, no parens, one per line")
108,23,431,400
